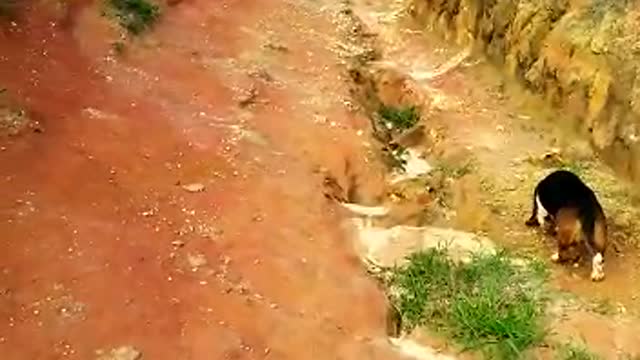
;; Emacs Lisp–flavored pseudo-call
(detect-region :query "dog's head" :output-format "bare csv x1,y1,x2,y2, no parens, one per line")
555,207,583,263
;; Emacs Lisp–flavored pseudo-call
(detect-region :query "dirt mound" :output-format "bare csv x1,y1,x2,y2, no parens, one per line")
411,0,640,181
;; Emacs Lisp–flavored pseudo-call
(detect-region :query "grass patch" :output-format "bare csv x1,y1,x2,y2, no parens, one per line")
106,0,160,35
377,104,421,131
556,342,601,360
389,249,547,359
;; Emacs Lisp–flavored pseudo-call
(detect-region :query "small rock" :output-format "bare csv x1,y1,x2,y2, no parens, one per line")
237,87,259,108
181,183,205,193
140,209,155,217
187,253,208,269
248,68,274,82
95,346,141,360
541,148,561,160
29,120,44,133
263,41,289,52
171,240,185,249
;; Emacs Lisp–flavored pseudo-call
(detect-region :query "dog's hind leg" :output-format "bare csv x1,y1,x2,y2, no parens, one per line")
590,218,607,282
591,252,605,281
581,228,605,281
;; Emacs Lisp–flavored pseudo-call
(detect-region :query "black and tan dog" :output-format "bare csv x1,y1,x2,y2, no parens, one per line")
525,170,608,281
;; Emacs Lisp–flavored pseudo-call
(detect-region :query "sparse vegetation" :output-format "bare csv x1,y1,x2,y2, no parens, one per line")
558,160,589,178
0,0,16,18
0,106,29,135
435,159,476,179
106,0,160,35
589,298,616,316
111,41,126,55
352,48,380,65
381,142,409,172
0,90,31,136
525,152,590,177
618,353,640,360
556,342,601,360
582,0,629,22
378,104,421,131
389,249,547,359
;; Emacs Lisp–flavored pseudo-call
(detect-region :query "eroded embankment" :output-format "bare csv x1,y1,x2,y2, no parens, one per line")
341,0,640,356
411,0,640,181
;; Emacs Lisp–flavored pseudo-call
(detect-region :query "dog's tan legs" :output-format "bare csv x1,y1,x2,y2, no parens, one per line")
590,252,605,282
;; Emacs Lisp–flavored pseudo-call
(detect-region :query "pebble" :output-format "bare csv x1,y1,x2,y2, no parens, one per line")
181,183,206,193
171,240,185,249
187,253,208,269
95,346,141,360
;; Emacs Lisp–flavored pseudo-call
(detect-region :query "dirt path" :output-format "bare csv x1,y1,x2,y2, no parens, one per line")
0,1,408,359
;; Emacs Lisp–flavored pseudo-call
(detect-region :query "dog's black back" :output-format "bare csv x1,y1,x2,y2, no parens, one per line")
536,170,602,215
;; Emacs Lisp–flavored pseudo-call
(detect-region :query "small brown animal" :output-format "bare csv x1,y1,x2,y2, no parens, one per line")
552,207,607,281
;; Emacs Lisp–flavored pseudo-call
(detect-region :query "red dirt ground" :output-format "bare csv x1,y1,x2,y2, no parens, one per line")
0,1,403,359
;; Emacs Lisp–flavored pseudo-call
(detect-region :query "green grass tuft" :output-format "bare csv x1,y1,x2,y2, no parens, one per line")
378,104,421,131
381,143,409,172
389,249,547,359
107,0,160,35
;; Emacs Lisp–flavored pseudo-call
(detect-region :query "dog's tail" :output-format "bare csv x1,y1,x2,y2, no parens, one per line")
525,186,539,227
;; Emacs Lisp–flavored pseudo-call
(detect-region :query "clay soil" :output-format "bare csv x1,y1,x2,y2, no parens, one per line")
0,1,403,359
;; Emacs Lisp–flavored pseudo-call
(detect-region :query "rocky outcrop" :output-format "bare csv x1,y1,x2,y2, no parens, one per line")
411,0,640,180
